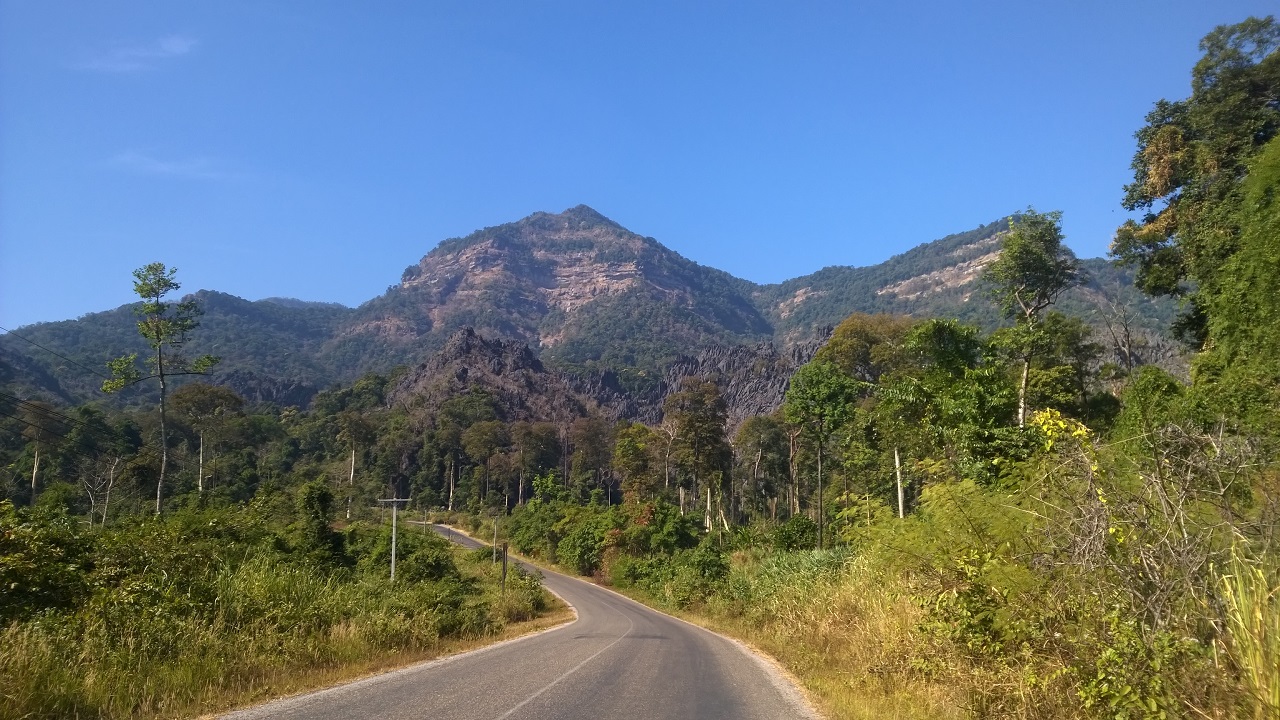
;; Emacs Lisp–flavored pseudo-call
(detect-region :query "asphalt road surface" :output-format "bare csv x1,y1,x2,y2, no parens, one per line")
221,524,817,720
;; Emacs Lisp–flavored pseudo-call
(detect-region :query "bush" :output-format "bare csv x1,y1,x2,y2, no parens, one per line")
0,502,92,621
773,515,817,552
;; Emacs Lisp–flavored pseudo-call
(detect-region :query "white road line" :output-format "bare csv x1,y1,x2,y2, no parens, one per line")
493,604,636,720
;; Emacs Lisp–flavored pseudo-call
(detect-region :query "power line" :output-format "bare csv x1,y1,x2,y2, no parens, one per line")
0,324,112,381
0,411,132,467
0,391,161,465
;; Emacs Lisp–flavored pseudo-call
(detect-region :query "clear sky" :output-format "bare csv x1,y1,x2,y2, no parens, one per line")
1,1,1274,329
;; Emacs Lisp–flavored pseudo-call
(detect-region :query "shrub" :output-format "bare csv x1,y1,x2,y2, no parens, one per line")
773,515,817,552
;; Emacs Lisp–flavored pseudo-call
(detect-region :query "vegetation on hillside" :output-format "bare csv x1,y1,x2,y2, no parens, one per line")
2,15,1277,720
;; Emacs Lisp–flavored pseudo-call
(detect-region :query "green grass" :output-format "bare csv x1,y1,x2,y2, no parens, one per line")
0,544,563,720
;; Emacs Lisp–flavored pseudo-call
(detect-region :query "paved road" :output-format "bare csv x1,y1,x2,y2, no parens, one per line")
221,524,816,720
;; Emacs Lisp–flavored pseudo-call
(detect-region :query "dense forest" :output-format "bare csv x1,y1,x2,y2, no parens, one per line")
3,16,1279,720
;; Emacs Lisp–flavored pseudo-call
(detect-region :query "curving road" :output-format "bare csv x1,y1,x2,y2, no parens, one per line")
221,524,817,720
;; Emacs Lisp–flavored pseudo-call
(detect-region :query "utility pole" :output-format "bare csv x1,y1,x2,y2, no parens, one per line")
377,496,410,582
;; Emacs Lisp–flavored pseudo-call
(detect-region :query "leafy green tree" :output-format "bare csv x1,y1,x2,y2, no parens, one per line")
511,421,560,505
336,410,374,519
569,416,614,499
983,210,1079,425
171,383,244,497
814,312,914,382
462,420,510,507
1113,16,1280,343
102,263,219,514
613,422,659,504
1194,135,1280,428
19,401,59,499
291,479,343,566
783,361,857,548
663,378,731,529
733,415,789,522
874,320,1018,487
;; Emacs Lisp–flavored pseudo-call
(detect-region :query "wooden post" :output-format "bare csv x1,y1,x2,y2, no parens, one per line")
376,497,410,582
501,542,509,595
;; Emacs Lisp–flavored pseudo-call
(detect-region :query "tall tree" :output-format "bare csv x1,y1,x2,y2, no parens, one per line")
569,416,614,498
462,420,510,508
1113,17,1280,344
336,411,374,519
613,422,659,504
19,401,59,497
102,263,219,514
783,361,857,548
983,210,1079,426
663,378,731,529
733,415,789,522
171,383,244,497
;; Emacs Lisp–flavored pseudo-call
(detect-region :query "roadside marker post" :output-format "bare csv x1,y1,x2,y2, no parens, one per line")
501,542,509,595
376,497,411,582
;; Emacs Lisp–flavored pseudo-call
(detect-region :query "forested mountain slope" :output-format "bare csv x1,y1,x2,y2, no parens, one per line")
0,205,1176,410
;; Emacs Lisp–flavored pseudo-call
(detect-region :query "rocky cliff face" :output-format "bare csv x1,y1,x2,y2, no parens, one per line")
388,328,612,423
341,205,772,369
388,327,825,428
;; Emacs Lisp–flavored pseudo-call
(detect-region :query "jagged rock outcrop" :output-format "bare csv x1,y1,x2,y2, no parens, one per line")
660,336,827,426
388,327,825,427
388,328,615,422
216,369,319,408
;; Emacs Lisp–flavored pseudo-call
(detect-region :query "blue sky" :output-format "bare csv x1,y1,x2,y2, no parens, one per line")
1,1,1274,329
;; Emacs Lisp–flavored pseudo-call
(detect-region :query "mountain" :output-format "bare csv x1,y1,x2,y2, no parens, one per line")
0,205,1179,412
332,205,772,376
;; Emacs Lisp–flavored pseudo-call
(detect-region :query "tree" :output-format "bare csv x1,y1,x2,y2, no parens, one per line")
19,401,59,498
814,312,915,382
663,378,731,530
336,410,374,520
461,420,510,508
102,263,219,514
511,421,561,505
171,383,244,497
733,415,789,522
1195,135,1280,428
1113,17,1280,343
569,416,614,499
983,210,1079,426
783,361,857,548
613,422,659,504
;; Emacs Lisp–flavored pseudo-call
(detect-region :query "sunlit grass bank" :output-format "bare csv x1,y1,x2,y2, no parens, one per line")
0,503,563,720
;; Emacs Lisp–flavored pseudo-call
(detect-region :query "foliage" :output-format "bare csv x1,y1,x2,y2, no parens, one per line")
1114,15,1280,342
0,497,544,720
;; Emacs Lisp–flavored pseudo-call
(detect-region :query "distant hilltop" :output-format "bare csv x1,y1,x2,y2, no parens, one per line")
1,205,1179,412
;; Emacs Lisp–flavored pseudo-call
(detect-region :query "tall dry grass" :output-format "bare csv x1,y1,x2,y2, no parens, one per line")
0,549,519,719
1220,554,1280,719
698,550,969,719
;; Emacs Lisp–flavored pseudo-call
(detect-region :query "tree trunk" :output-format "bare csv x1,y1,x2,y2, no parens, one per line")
30,442,39,493
156,346,168,515
705,485,712,533
788,429,801,516
447,455,455,511
518,446,526,505
895,446,905,519
102,457,119,526
816,444,823,550
197,430,205,495
346,445,355,520
1018,357,1030,427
